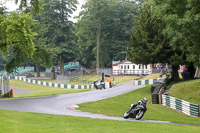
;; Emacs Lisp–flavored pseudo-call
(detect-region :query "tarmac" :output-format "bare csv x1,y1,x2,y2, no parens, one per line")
0,80,199,127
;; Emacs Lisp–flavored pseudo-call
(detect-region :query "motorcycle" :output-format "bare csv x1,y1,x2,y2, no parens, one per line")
123,103,147,120
94,80,105,90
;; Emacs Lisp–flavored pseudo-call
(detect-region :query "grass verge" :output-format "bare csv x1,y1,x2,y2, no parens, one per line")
169,79,200,104
78,85,200,124
9,80,89,98
43,75,138,85
140,73,183,80
0,110,199,133
140,73,164,80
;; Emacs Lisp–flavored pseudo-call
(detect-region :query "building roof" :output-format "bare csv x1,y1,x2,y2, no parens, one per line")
112,60,136,66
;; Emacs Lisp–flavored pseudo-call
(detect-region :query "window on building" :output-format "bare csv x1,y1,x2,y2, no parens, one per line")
145,65,147,69
124,65,126,69
127,65,129,69
121,65,123,69
133,65,135,69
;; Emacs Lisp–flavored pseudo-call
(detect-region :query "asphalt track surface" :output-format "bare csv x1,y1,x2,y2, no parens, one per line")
0,80,199,127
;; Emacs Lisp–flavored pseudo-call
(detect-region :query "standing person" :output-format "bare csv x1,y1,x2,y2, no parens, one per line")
106,77,112,88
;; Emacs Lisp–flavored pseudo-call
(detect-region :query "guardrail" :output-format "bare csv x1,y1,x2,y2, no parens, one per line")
112,70,150,76
0,75,13,98
162,94,199,117
133,78,162,86
10,76,94,89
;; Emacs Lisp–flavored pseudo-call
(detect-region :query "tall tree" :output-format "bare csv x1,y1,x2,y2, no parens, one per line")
75,0,139,69
37,0,77,76
128,4,182,81
154,0,200,78
0,12,37,72
80,0,108,73
0,0,40,72
16,0,41,14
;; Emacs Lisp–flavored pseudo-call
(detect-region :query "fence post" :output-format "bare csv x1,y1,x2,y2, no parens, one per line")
158,88,163,104
12,88,14,98
199,105,200,117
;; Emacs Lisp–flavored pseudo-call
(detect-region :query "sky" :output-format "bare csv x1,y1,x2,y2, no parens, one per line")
1,0,85,22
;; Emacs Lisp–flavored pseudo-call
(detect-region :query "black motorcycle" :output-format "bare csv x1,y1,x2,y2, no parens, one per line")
123,103,147,120
94,80,105,90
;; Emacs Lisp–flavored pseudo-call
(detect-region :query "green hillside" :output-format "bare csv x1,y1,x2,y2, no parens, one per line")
169,79,200,104
78,85,200,124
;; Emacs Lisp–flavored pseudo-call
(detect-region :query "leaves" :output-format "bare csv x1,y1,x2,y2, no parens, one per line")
0,12,36,72
33,0,78,65
75,0,139,67
155,0,200,66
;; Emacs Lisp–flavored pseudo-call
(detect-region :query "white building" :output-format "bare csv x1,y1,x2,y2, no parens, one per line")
112,60,152,76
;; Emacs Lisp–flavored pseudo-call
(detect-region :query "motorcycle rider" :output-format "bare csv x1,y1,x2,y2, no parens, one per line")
131,98,148,109
124,97,148,120
100,80,105,89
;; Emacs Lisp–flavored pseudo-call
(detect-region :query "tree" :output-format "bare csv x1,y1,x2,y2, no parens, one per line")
0,12,37,72
128,4,182,81
0,0,41,72
16,0,41,14
80,0,109,72
36,0,77,76
153,0,200,78
100,0,139,65
75,0,139,69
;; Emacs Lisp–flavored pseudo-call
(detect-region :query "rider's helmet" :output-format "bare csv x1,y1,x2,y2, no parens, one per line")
142,98,148,104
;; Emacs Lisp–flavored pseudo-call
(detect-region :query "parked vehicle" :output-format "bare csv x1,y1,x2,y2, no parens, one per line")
94,80,105,90
124,98,147,120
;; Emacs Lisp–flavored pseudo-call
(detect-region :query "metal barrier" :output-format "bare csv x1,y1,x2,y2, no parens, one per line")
0,75,12,99
56,75,68,84
133,78,163,86
162,94,199,117
69,77,93,85
12,76,94,89
112,70,150,76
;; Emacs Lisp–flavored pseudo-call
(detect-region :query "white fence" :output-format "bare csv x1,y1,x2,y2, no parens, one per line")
162,94,199,117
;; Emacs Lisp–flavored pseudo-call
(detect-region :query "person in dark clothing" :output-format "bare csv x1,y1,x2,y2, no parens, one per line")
131,98,148,109
100,80,105,89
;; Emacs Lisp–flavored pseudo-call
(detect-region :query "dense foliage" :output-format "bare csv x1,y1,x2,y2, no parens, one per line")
33,0,78,75
128,0,200,81
0,0,199,79
0,12,36,72
75,0,139,68
0,0,41,72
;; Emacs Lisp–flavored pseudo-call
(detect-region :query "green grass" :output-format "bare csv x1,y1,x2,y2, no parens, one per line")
78,85,200,124
9,80,89,98
43,75,138,85
140,73,164,80
0,110,199,133
169,79,200,104
83,75,138,85
140,73,183,80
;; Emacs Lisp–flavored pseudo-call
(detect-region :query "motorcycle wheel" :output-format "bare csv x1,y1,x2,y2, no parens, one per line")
124,110,130,119
135,110,144,120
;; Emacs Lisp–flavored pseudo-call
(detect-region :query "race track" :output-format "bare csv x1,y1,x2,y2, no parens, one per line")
0,80,199,127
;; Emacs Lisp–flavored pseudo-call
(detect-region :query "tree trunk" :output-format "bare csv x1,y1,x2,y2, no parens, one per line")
187,63,196,79
171,65,180,81
36,63,40,77
60,56,64,76
96,22,101,74
52,59,56,79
